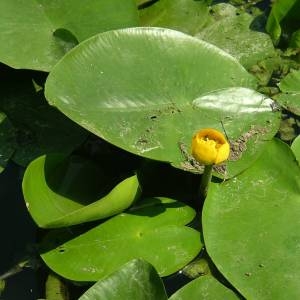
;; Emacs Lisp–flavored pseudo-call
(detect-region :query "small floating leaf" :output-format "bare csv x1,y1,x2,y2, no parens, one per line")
79,259,168,300
23,154,141,228
41,197,201,281
276,69,300,116
169,275,239,300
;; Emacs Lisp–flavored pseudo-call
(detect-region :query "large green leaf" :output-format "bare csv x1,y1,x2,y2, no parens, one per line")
41,197,202,281
0,112,15,173
169,275,239,300
0,0,138,71
45,27,280,178
139,0,211,35
0,70,87,167
196,3,278,83
79,259,168,300
276,69,300,116
202,139,300,299
190,87,280,178
22,154,141,228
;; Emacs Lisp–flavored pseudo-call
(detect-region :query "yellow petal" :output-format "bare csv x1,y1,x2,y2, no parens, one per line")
191,128,230,165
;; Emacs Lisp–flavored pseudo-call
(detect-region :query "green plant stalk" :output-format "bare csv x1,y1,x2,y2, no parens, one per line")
0,257,40,281
46,273,69,300
199,165,213,199
0,279,5,296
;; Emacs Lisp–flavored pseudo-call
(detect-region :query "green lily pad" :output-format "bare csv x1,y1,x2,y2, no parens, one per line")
266,0,300,45
79,259,168,300
0,0,138,71
291,135,300,163
169,275,239,300
196,3,277,74
41,197,202,281
190,87,280,178
0,112,15,172
22,154,140,228
278,100,300,117
45,27,280,178
0,71,87,167
276,69,300,116
201,3,280,86
139,0,211,35
202,139,300,299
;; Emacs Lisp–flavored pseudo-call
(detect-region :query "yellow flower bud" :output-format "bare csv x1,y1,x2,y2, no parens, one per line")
191,128,230,165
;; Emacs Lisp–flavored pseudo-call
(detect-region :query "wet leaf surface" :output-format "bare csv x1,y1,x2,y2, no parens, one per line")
23,154,141,228
45,27,280,178
79,259,168,300
203,139,300,299
41,197,202,281
0,0,138,71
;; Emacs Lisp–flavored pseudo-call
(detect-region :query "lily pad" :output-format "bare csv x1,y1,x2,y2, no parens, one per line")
276,69,300,116
22,154,141,228
0,0,138,71
189,87,280,178
196,3,277,74
79,259,168,300
0,112,15,172
139,0,211,35
45,27,280,178
169,275,239,300
41,197,202,281
202,139,300,299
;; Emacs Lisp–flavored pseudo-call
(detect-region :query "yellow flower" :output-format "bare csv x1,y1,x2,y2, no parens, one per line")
191,128,230,165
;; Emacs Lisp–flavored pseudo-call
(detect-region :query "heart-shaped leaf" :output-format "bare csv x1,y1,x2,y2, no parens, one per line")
0,0,138,71
196,3,277,83
202,139,300,299
139,0,210,35
79,259,168,300
23,154,140,228
41,197,202,281
169,275,239,300
276,69,300,116
45,27,280,178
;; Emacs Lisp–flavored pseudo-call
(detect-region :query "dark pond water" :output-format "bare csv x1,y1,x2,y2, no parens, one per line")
0,163,40,300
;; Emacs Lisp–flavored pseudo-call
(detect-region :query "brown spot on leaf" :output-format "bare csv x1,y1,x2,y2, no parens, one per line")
229,126,268,161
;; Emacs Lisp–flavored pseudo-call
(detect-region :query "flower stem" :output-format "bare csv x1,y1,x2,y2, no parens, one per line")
199,164,213,199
